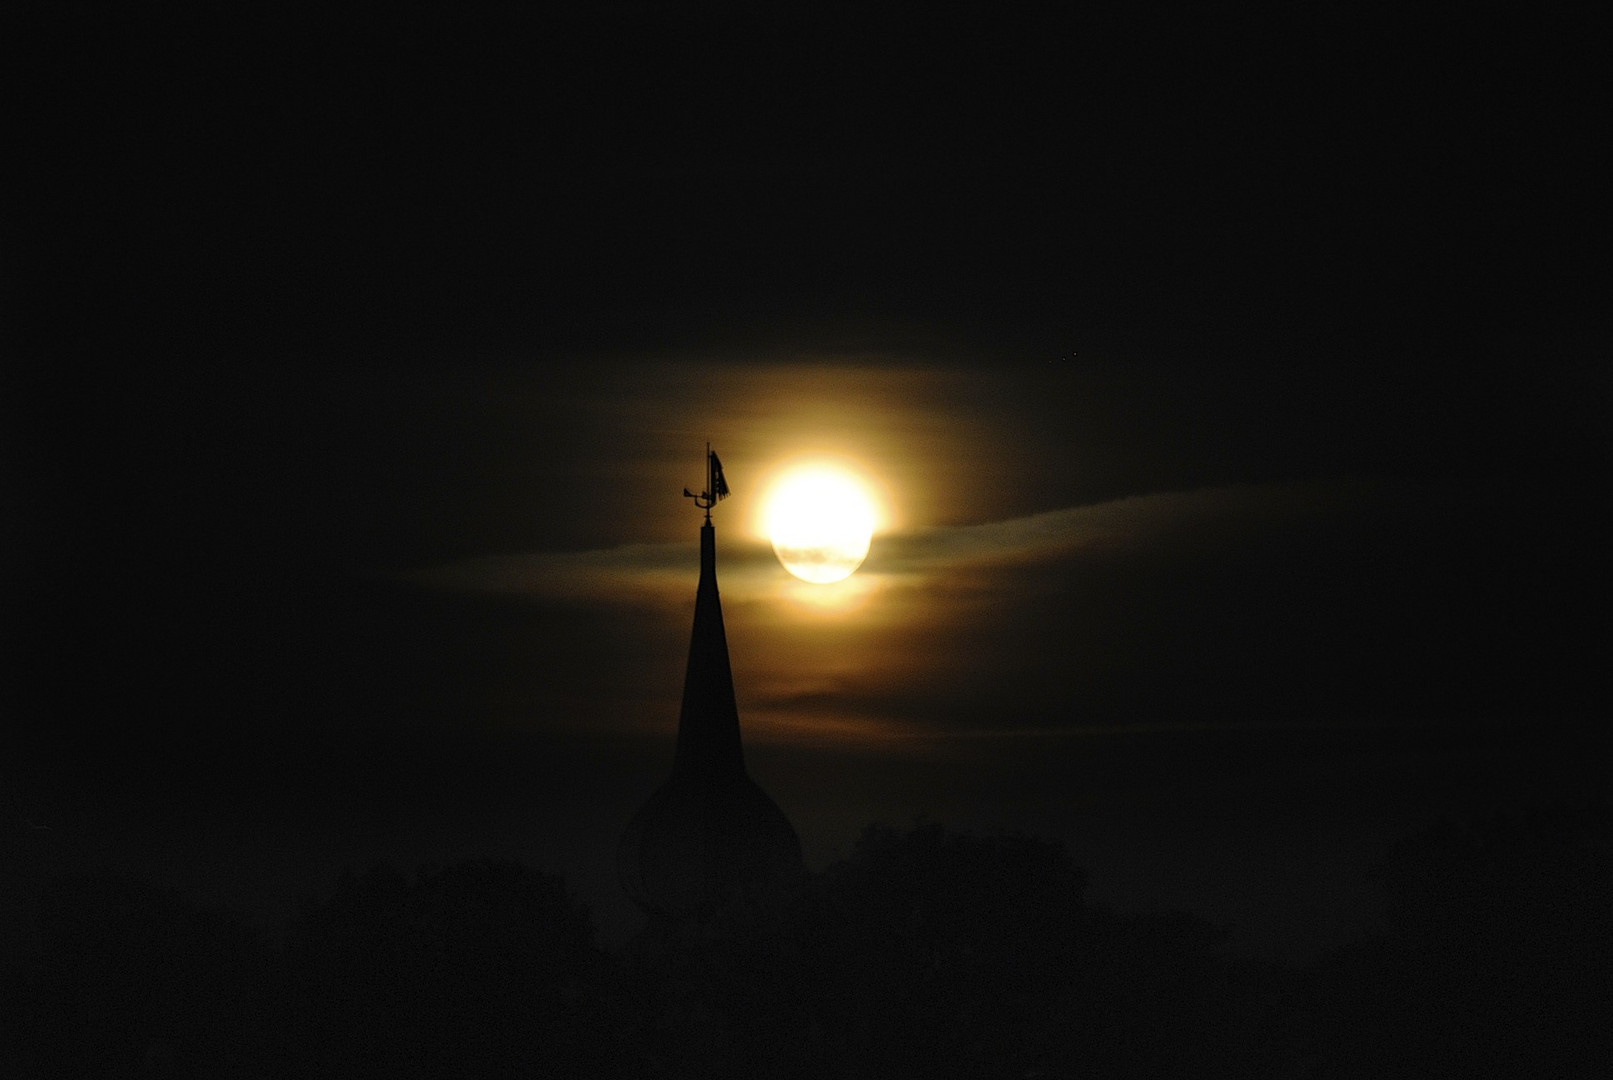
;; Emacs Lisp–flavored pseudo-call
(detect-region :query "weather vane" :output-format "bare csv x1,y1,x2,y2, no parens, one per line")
682,443,730,523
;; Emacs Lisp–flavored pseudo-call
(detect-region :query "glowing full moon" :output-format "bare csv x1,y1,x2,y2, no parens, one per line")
762,465,877,583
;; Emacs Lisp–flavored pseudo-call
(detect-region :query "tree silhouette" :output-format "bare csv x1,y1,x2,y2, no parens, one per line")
0,827,1330,1079
805,821,1293,1079
280,859,635,1079
6,873,269,1078
1302,801,1611,1078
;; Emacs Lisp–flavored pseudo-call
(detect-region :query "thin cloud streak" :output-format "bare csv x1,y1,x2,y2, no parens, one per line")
400,474,1465,746
873,477,1396,573
410,477,1395,602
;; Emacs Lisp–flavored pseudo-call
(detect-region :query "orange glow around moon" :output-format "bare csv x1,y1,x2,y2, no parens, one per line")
760,463,880,583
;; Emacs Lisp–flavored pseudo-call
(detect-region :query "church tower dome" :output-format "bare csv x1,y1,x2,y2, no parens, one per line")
617,451,804,922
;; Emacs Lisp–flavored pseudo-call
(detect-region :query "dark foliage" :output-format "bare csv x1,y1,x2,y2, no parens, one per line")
5,873,271,1078
2,861,631,1079
807,822,1292,1079
1300,801,1612,1078
279,860,633,1079
617,821,1290,1078
5,808,1603,1077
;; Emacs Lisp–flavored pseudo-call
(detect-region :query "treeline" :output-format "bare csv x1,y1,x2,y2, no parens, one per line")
3,807,1607,1078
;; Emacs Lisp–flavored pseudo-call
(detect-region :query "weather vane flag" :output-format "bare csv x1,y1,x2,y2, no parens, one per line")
683,444,729,522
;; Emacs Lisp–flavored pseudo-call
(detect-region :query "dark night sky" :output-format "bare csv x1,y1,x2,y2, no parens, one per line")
5,4,1606,953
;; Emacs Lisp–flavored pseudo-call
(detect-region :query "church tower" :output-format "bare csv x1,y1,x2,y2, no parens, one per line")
617,450,804,929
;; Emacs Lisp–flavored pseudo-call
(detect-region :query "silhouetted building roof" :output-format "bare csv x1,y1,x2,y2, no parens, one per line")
618,521,803,921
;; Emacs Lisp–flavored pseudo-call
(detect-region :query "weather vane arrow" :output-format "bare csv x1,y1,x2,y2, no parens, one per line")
683,443,729,523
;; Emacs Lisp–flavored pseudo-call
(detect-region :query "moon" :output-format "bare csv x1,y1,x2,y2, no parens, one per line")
761,465,878,583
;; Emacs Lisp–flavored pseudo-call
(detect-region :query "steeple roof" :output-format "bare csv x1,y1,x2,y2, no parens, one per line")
673,524,744,778
618,519,803,920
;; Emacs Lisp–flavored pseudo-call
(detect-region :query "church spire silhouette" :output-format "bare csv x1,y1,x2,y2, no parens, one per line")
618,449,803,923
673,512,744,778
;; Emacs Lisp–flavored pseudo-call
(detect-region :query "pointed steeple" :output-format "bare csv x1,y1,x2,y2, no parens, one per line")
673,522,745,778
618,453,803,921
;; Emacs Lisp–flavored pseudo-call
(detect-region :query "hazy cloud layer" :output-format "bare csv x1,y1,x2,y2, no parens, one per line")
411,477,1397,602
403,477,1451,742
